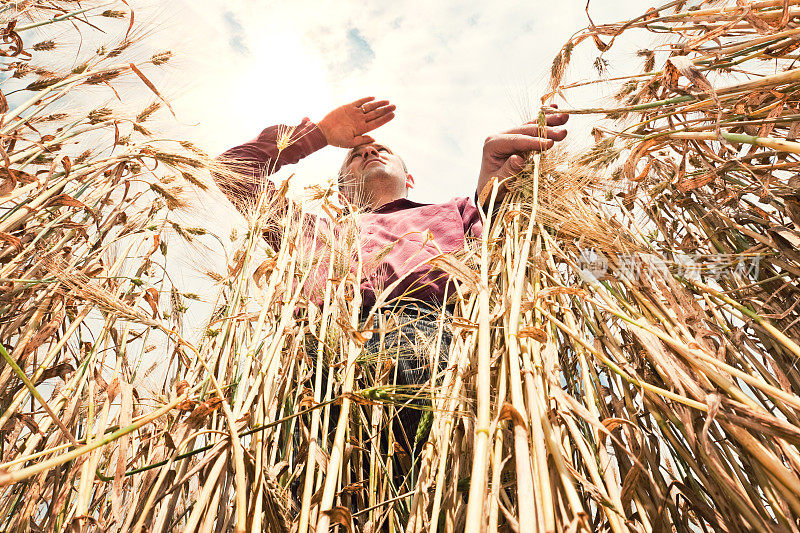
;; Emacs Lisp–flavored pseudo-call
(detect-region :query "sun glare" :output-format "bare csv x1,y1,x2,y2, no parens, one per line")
229,26,332,134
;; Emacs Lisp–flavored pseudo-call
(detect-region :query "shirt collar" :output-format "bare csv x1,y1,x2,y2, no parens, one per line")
372,197,430,213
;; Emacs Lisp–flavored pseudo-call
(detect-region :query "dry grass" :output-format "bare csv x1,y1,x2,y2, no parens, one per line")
3,1,800,532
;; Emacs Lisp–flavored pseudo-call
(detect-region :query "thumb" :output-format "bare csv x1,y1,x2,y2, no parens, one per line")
499,154,526,178
352,135,374,146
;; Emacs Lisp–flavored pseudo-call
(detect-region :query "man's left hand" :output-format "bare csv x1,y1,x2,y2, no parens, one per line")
476,107,568,199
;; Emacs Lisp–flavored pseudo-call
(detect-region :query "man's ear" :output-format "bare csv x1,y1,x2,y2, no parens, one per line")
405,173,415,190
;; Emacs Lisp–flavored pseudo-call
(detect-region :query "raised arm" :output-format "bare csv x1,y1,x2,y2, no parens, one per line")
216,97,396,210
476,107,569,205
215,117,326,210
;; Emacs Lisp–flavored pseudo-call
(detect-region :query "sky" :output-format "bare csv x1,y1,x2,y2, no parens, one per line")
148,0,649,204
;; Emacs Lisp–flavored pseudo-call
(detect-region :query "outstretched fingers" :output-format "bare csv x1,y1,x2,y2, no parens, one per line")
364,103,396,123
364,112,395,132
351,96,396,133
362,99,391,113
352,96,376,107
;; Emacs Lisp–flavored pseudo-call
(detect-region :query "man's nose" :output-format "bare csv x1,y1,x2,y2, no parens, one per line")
362,146,379,158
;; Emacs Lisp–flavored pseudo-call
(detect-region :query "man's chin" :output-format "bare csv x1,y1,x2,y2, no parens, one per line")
362,168,390,183
362,171,406,194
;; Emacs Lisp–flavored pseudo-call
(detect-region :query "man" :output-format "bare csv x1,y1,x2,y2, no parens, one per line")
217,96,567,456
218,96,567,308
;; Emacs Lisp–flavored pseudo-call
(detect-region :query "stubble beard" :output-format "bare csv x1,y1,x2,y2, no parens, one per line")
342,161,407,209
359,165,405,203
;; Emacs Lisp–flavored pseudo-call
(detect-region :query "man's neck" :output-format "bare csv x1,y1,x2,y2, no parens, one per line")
352,190,405,211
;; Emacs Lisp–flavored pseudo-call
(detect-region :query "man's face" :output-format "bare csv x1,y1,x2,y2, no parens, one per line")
339,143,414,208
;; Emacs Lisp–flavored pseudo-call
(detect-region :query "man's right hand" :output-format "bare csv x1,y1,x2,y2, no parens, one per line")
317,97,396,148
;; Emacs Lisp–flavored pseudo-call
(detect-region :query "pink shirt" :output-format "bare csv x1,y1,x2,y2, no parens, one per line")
217,119,483,307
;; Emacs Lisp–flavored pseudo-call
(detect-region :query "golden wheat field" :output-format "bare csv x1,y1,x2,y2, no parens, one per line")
3,1,800,531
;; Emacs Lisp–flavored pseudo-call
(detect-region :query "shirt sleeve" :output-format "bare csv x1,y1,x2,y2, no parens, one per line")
457,197,483,240
214,117,328,210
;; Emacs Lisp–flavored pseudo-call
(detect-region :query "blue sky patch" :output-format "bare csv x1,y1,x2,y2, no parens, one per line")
344,27,374,71
223,11,249,55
